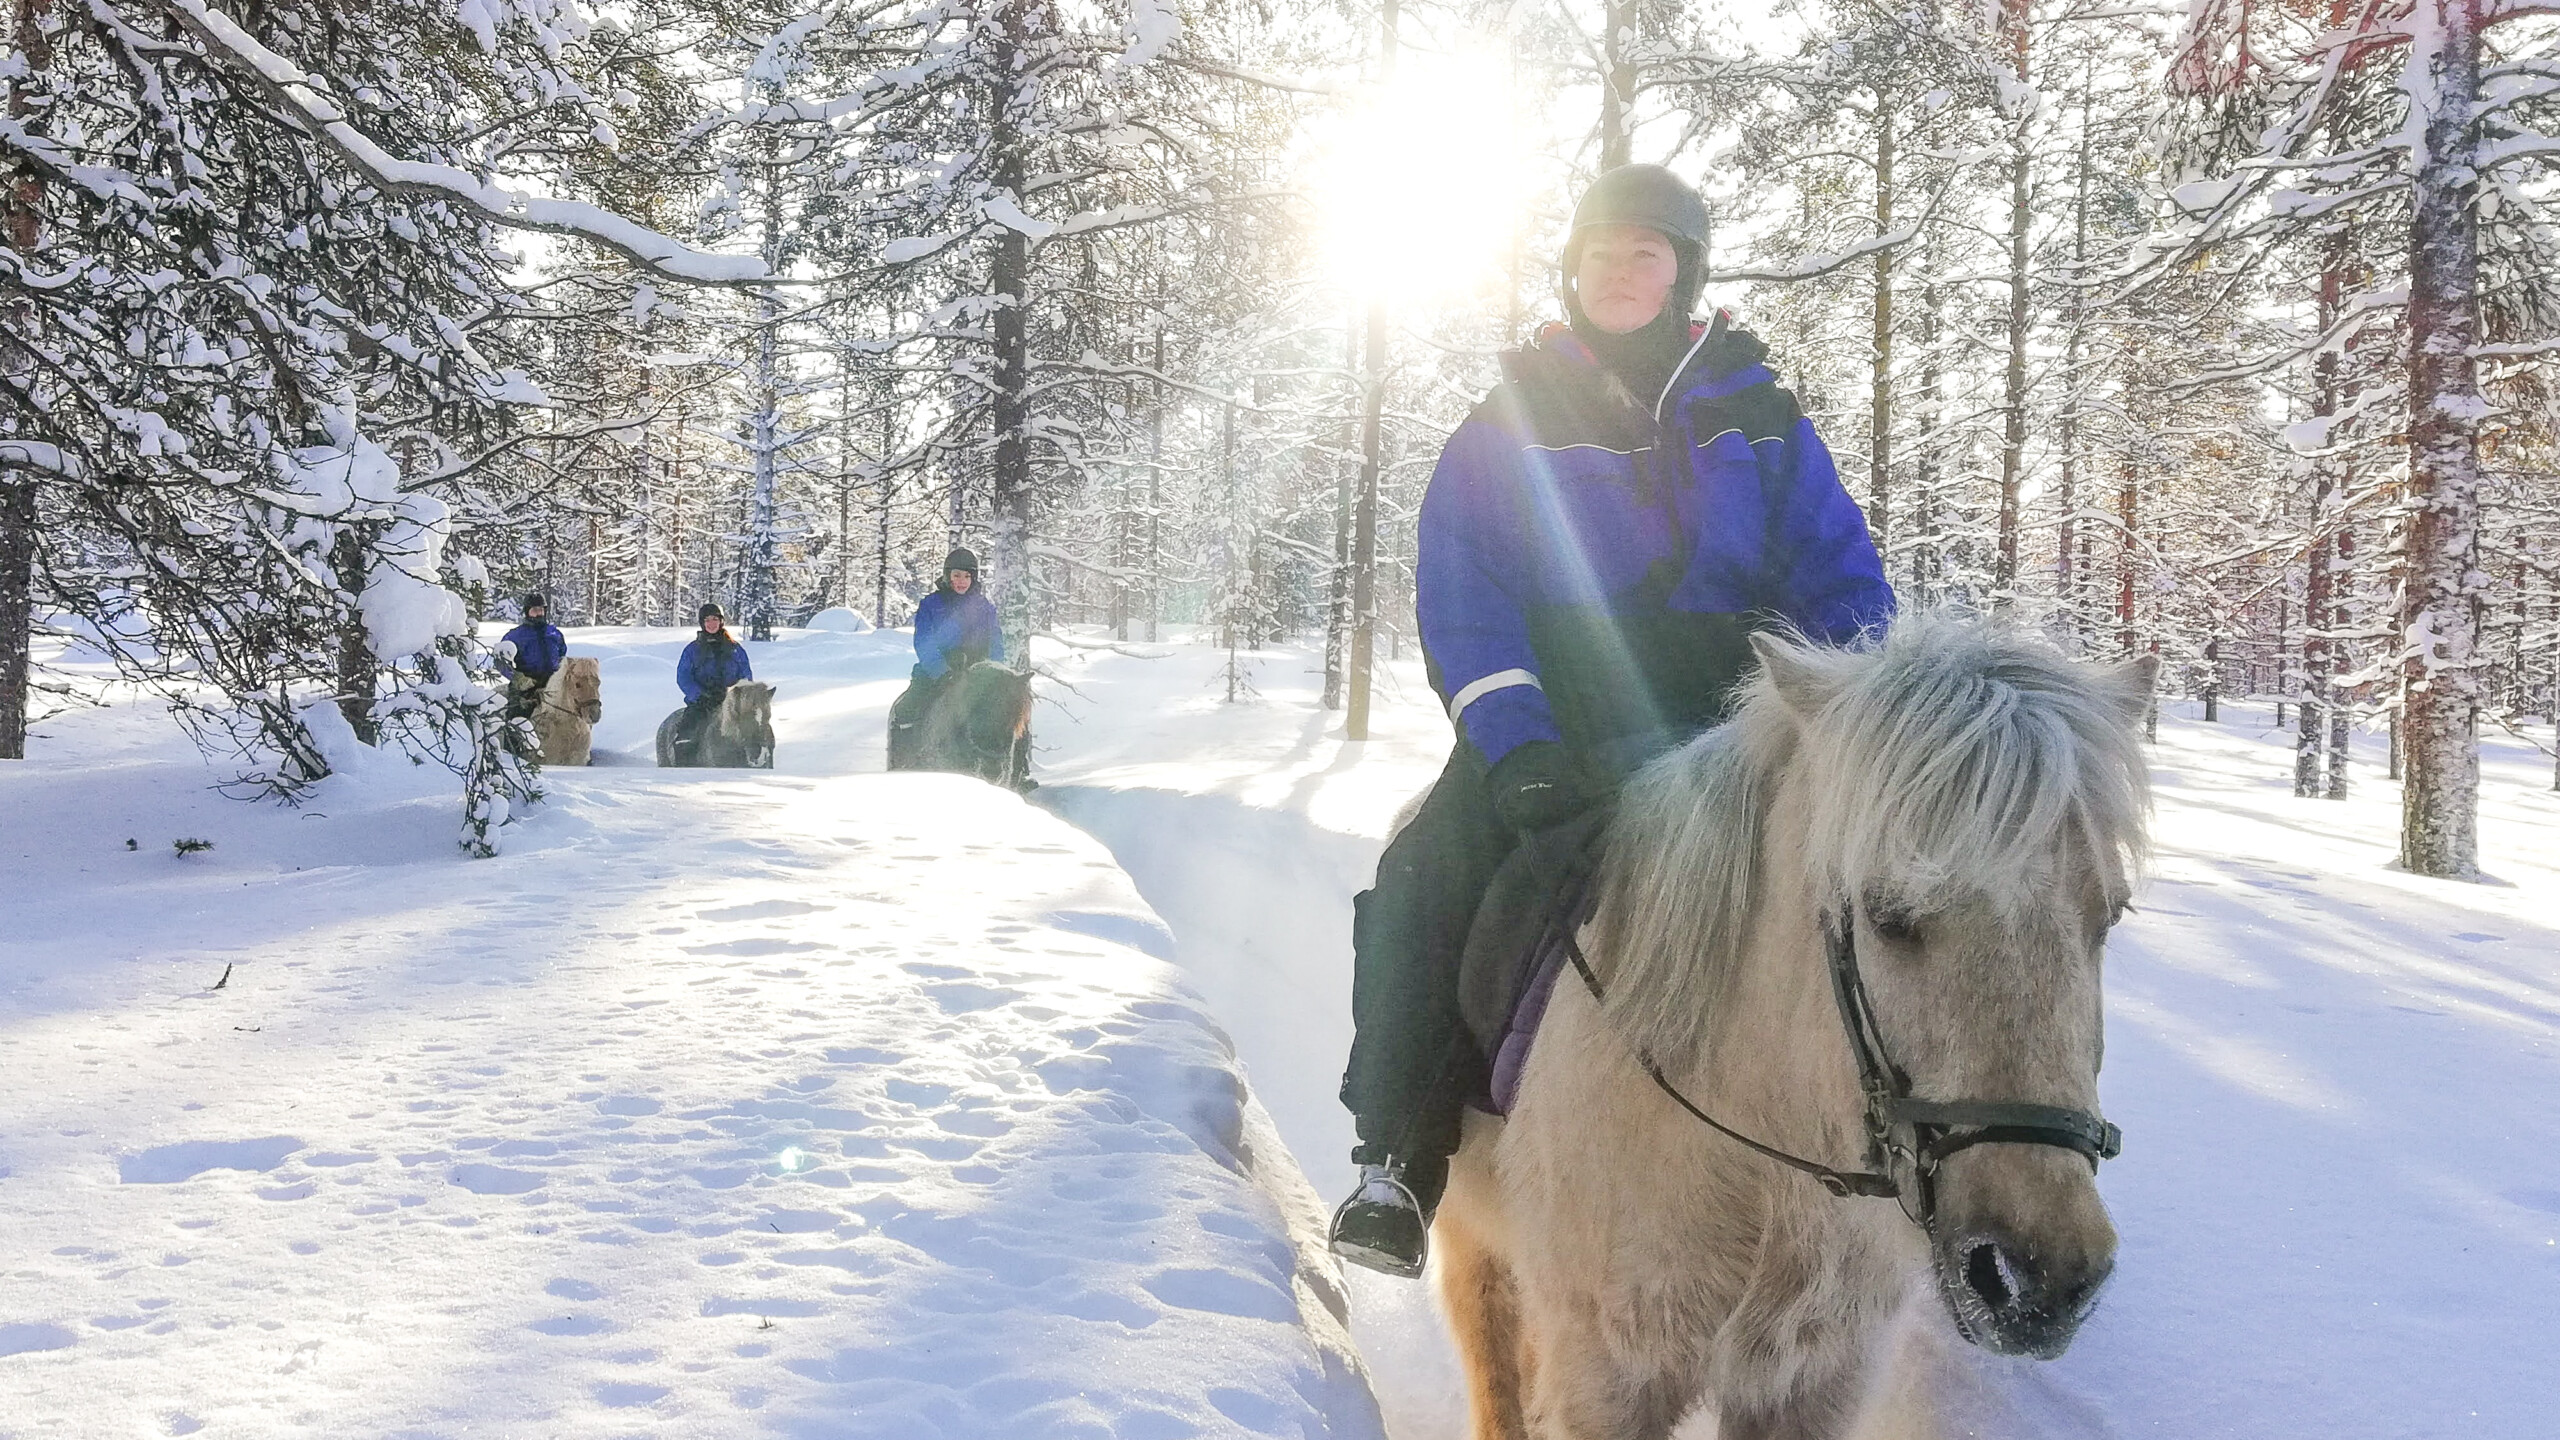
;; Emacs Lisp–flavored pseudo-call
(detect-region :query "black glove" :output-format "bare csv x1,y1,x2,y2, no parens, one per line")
1486,741,1604,835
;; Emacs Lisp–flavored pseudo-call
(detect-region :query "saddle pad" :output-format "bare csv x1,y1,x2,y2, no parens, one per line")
1457,827,1601,1118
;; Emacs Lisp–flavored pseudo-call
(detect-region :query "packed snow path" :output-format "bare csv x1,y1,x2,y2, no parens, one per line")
0,630,1377,1438
6,623,2558,1439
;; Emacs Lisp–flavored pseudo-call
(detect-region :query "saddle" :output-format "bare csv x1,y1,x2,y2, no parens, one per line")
1457,808,1610,1117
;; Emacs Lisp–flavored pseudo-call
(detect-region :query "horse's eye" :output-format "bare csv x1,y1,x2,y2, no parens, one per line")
1868,908,1922,946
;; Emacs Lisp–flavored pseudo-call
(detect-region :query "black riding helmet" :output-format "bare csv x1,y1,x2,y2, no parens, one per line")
943,547,980,579
1562,163,1710,325
523,592,548,615
698,602,725,625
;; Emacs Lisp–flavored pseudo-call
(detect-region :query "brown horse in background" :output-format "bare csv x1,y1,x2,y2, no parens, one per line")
888,659,1032,788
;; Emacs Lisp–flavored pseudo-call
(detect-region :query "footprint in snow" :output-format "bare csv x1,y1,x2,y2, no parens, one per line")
449,1164,544,1195
923,982,1022,1015
697,900,834,922
118,1137,303,1184
0,1322,76,1357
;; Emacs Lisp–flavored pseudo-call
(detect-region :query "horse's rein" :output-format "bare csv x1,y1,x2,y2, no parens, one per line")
1556,904,2121,1229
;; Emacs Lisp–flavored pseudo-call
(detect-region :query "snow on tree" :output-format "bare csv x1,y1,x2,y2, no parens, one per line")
2146,0,2560,878
0,0,724,845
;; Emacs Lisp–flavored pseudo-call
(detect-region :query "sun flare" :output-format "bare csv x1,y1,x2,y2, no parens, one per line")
1311,47,1534,304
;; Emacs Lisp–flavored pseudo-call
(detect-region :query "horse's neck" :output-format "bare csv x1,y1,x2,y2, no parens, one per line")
1706,772,1862,1137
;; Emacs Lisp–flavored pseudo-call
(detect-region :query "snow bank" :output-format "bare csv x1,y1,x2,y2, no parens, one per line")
805,607,874,633
0,682,1383,1435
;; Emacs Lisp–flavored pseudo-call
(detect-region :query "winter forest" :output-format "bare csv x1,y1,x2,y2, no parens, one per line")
2,0,2555,876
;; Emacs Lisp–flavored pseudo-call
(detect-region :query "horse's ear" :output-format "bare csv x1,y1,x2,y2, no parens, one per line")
1750,631,1834,722
2102,652,2160,721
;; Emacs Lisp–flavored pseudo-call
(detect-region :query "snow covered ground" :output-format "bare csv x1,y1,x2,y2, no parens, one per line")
0,628,1377,1439
5,623,2557,1439
1036,640,2560,1440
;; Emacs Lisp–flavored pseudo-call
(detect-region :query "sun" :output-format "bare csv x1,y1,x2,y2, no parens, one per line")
1310,45,1533,305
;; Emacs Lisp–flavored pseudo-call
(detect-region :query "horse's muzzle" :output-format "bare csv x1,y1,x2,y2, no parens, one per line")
1934,1220,2114,1360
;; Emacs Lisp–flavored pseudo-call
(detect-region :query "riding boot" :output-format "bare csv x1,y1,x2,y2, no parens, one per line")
1328,1153,1449,1279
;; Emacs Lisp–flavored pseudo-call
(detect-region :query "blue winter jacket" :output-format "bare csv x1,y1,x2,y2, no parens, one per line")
676,632,753,704
498,620,566,680
1419,322,1894,771
913,586,1003,679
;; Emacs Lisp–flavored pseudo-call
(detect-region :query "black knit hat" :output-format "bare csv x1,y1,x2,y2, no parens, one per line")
523,592,547,613
943,547,980,577
697,602,725,624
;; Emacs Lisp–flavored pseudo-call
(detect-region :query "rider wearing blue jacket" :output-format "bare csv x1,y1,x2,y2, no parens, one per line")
911,548,1005,678
497,594,566,720
668,602,753,758
677,603,754,703
889,549,1017,776
1329,165,1895,1276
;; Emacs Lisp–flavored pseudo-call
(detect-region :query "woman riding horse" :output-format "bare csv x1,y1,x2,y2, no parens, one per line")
1329,164,1897,1276
888,548,1009,772
669,602,754,763
497,593,567,723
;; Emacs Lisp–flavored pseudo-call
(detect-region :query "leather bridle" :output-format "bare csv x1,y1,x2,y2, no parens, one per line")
1559,902,2120,1231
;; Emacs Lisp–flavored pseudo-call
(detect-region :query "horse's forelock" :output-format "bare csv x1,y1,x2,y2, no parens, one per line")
1792,619,2150,913
1594,614,2151,1064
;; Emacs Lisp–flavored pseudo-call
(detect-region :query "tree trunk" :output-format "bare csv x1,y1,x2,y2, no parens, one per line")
1345,4,1396,740
1993,0,2031,608
1345,303,1385,741
1867,98,1894,559
332,527,378,746
1598,0,1633,170
2057,69,2093,647
1323,317,1355,708
2,0,54,760
987,2,1037,664
2397,0,2485,878
2117,456,2138,660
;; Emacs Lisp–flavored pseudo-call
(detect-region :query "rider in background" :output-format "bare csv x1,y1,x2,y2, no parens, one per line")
913,548,1003,679
496,593,566,722
889,548,1005,769
1326,164,1895,1277
672,602,753,759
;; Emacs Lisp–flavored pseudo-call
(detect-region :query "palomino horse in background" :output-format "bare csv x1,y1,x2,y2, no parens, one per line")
533,657,602,766
654,681,776,768
889,659,1031,788
1436,615,2155,1440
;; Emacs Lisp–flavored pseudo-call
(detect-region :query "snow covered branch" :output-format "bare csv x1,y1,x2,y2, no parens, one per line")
151,0,769,286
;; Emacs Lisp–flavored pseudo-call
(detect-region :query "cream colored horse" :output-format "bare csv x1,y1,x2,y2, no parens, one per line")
532,657,602,766
1435,615,2156,1440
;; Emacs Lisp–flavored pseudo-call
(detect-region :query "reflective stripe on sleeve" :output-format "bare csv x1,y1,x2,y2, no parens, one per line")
1446,668,1543,723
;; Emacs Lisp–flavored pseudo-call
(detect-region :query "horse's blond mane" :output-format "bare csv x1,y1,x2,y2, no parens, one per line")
1592,613,2154,1064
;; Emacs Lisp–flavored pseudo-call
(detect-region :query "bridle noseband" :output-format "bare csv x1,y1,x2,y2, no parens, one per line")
1560,902,2120,1230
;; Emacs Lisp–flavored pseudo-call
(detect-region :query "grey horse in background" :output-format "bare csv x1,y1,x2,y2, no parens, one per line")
655,681,776,768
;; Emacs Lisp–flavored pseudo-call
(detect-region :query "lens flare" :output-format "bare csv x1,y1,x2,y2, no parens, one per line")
1311,46,1531,304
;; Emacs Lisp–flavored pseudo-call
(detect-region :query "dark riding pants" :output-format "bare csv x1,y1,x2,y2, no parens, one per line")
1339,745,1517,1196
887,670,946,769
672,694,723,756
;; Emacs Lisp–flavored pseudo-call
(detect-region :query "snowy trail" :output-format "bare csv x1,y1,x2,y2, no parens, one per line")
0,631,1382,1438
8,625,2557,1439
1030,642,2560,1440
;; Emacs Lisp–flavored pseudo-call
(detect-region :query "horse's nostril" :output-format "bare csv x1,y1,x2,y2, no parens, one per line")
1963,1239,2018,1313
